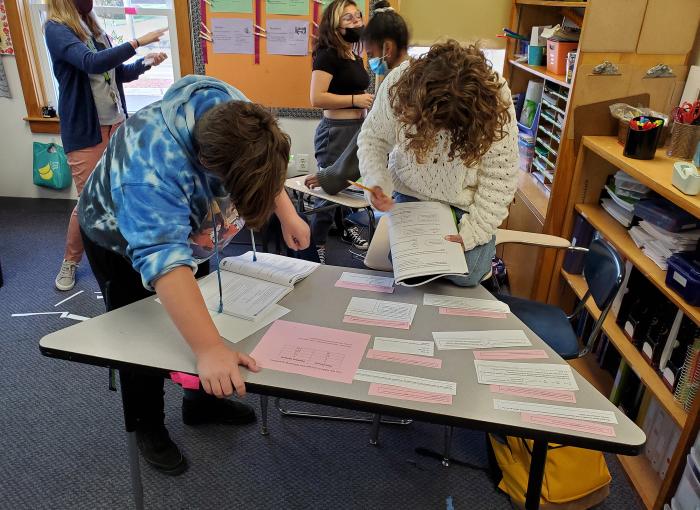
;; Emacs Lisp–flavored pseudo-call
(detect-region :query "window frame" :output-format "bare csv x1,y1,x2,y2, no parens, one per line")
6,0,193,135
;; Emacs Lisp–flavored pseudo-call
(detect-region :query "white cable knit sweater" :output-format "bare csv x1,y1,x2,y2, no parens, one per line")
357,61,520,251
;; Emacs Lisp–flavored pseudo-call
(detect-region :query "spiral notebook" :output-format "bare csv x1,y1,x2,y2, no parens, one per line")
674,338,700,411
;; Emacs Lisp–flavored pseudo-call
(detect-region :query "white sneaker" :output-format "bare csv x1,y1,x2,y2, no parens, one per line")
316,246,327,265
55,260,78,291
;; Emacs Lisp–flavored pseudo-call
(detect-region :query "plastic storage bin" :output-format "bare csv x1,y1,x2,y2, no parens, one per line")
634,198,700,232
546,41,578,75
666,253,700,306
518,134,535,172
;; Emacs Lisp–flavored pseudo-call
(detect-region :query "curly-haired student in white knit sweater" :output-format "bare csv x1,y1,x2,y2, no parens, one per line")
357,40,520,286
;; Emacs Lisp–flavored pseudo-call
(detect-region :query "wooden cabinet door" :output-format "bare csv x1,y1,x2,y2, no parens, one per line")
579,0,648,53
501,190,545,299
637,0,700,54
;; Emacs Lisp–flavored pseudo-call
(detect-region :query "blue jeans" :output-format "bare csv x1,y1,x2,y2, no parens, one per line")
393,192,495,287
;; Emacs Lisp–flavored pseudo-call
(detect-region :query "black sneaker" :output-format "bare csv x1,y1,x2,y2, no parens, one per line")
136,426,188,476
341,226,369,251
182,395,257,426
316,245,327,265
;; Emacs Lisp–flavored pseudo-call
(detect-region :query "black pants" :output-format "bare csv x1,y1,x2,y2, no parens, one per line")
81,229,209,432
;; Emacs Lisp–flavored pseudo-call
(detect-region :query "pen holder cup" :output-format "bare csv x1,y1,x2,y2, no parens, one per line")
623,116,664,160
667,122,700,160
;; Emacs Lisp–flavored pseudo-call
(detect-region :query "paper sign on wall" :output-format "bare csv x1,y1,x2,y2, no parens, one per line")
266,20,309,56
212,18,254,54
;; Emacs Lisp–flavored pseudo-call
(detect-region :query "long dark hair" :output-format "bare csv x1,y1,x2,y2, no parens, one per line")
363,1,408,52
313,0,358,59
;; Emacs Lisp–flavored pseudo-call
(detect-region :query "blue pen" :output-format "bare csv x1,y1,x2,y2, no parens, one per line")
251,229,257,261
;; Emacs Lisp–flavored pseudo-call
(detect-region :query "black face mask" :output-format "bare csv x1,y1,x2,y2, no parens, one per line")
74,0,93,15
341,27,363,43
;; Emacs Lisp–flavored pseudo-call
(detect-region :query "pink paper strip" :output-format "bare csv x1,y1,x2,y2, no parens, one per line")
124,6,137,14
439,307,507,319
490,385,576,403
250,320,370,383
366,349,442,368
343,315,410,330
170,372,200,390
474,349,549,360
521,413,616,437
368,383,452,405
335,281,394,293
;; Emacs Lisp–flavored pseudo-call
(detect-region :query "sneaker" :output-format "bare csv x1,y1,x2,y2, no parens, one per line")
316,245,327,265
136,426,188,476
182,395,256,426
341,226,369,251
55,259,78,291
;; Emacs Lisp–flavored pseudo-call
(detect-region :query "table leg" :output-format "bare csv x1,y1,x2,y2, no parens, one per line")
442,426,453,467
260,395,270,436
524,439,548,510
126,431,145,510
369,413,381,446
366,207,376,240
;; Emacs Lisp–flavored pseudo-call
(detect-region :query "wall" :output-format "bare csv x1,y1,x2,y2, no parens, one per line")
399,0,511,48
0,56,319,199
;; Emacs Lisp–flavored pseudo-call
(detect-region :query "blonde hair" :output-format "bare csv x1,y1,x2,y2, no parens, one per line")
314,0,358,58
46,0,102,41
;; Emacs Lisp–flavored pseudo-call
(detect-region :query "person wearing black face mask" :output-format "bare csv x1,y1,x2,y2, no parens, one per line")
44,0,168,293
308,0,373,264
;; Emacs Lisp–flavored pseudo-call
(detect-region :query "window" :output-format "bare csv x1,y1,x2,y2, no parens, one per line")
408,46,506,76
28,0,180,114
5,0,192,133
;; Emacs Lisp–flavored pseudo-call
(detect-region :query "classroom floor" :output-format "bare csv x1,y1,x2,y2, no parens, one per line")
0,197,643,510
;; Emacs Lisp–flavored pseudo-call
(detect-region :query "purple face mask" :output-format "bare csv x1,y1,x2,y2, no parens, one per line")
74,0,93,15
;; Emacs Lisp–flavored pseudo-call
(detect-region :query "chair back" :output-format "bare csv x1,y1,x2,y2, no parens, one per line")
583,238,625,312
364,215,393,272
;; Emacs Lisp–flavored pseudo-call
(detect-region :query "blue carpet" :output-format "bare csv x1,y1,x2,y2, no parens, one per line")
0,197,642,509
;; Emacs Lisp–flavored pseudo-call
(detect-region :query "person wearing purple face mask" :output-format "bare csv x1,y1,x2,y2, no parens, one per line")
44,0,169,292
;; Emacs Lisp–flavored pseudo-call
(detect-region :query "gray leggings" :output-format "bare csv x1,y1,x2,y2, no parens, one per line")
311,117,364,244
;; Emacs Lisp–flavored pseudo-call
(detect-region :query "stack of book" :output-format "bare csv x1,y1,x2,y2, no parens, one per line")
629,221,700,270
601,171,650,228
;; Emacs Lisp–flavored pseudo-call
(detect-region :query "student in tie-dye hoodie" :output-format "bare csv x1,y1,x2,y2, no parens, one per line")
78,75,310,475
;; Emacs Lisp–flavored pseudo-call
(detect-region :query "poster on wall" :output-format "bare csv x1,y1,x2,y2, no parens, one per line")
0,0,14,55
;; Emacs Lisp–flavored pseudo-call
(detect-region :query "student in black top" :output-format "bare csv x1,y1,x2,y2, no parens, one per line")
309,0,372,264
305,0,409,195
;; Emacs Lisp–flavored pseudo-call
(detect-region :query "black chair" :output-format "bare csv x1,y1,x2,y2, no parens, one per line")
499,238,626,359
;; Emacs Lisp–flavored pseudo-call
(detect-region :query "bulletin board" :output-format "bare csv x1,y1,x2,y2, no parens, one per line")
195,0,370,111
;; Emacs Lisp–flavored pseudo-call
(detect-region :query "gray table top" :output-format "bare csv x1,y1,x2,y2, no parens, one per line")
40,265,646,454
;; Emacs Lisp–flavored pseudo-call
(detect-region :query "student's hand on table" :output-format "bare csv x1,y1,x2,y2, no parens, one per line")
281,213,311,251
196,343,260,397
144,52,168,67
304,174,320,189
369,186,394,211
354,93,374,109
445,234,465,250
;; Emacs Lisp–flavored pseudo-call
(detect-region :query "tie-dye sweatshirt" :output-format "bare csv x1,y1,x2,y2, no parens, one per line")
78,75,248,290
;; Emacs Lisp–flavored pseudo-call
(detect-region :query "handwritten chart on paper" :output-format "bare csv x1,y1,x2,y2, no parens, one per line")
212,18,254,54
266,0,309,15
249,320,370,383
266,20,309,56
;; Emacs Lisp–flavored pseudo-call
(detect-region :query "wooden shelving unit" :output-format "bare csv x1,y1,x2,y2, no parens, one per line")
562,270,687,427
619,454,664,510
574,203,700,326
509,59,570,88
552,133,700,510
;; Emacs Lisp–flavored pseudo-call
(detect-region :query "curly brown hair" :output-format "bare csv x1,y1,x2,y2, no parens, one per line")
389,40,512,167
193,101,290,229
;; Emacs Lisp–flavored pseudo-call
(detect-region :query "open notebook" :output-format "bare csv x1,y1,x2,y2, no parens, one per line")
388,201,468,286
199,252,319,321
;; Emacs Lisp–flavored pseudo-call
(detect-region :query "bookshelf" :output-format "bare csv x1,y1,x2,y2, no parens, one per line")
501,0,694,305
552,135,700,510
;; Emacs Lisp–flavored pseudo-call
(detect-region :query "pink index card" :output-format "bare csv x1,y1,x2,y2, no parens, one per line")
369,383,453,405
170,372,200,390
474,349,549,361
521,413,616,437
343,315,410,330
249,320,370,384
490,385,576,403
335,281,395,293
439,307,507,319
366,349,442,368
124,6,138,14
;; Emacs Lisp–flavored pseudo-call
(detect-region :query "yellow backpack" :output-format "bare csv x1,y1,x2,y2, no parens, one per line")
488,434,612,510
